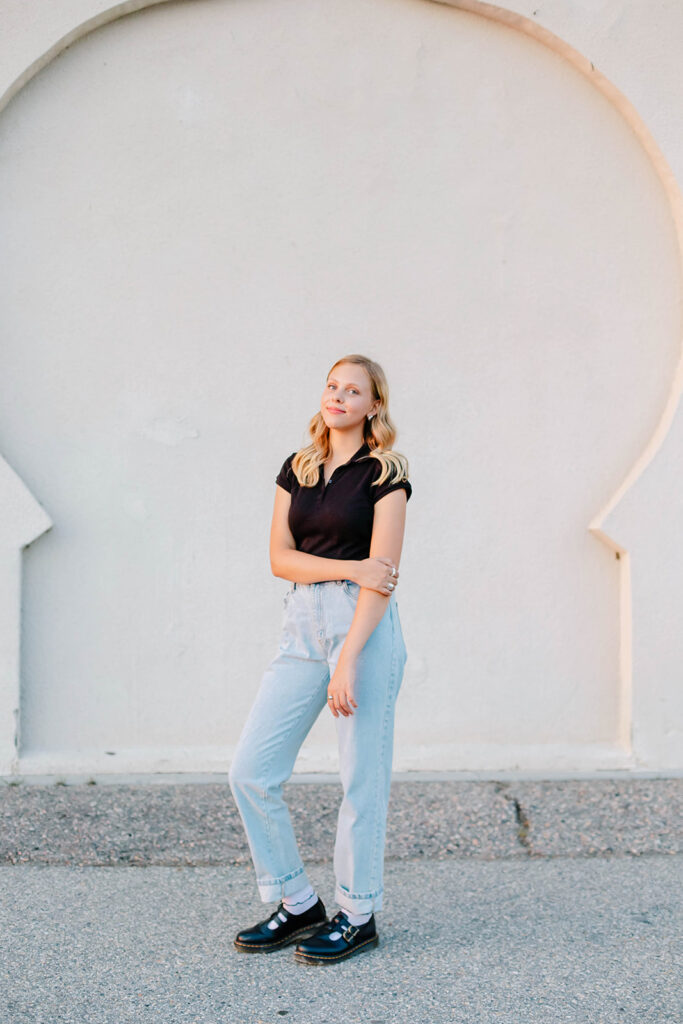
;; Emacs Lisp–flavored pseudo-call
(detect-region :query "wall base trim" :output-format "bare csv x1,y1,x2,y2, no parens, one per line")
3,740,679,780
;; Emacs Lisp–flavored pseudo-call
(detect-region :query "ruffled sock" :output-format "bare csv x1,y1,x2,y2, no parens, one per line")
282,883,318,914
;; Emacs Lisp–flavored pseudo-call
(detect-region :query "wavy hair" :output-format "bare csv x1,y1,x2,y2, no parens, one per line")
291,354,410,492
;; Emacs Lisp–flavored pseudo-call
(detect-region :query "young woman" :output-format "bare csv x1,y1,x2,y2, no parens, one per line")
229,354,411,964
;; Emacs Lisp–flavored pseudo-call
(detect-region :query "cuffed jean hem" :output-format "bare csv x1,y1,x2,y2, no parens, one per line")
256,865,311,903
335,884,384,916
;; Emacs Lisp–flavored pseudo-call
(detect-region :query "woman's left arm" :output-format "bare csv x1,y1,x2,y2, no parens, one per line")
327,488,408,717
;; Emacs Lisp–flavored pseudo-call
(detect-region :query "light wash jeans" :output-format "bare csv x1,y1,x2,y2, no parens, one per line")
229,578,407,916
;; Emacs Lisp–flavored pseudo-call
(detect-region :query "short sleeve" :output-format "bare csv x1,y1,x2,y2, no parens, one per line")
275,452,296,493
372,474,412,505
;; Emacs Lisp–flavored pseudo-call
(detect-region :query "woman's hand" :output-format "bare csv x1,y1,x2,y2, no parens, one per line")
353,557,399,596
327,657,358,717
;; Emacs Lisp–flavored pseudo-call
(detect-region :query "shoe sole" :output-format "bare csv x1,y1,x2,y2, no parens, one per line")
233,920,327,954
293,934,379,964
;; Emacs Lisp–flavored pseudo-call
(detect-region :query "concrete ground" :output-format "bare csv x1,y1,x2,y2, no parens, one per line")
1,775,681,1024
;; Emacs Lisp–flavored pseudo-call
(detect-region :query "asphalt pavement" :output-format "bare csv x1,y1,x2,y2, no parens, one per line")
1,775,681,1024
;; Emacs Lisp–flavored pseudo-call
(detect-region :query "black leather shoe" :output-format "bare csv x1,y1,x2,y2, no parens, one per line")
293,909,379,964
234,897,327,953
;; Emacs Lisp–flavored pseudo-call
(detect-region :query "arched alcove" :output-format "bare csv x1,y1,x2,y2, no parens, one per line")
1,0,681,773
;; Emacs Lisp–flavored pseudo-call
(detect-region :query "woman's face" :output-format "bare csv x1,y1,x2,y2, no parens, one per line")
320,363,378,431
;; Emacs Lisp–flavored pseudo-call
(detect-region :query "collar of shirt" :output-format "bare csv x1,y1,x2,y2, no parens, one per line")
321,442,372,486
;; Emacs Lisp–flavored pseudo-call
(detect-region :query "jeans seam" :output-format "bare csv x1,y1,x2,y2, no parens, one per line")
335,884,384,900
367,613,399,894
256,864,306,888
258,666,329,883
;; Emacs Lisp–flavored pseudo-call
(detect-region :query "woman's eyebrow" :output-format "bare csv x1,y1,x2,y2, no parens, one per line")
328,378,362,389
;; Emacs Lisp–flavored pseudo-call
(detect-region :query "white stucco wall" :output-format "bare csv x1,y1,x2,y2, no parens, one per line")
0,0,681,775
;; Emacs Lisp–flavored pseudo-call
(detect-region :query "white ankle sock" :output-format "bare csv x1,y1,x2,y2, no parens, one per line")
341,908,372,926
282,883,318,915
324,906,372,940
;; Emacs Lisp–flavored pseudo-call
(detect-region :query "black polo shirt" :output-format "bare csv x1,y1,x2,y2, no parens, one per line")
275,442,412,561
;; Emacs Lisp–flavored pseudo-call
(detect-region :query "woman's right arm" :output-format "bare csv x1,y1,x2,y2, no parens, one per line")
269,485,360,584
269,485,397,589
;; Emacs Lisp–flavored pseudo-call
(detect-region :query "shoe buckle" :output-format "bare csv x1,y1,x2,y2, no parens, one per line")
342,923,359,942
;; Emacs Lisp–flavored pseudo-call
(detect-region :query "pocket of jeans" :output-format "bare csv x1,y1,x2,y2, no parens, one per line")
341,579,360,600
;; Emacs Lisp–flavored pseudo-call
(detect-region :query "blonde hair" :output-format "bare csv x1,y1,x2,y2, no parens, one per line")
291,354,410,492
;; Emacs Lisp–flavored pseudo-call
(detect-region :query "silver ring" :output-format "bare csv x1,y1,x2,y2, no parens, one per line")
388,582,395,590
327,696,334,700
391,567,397,576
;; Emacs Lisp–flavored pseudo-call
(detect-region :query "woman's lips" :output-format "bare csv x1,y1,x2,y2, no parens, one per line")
326,407,345,414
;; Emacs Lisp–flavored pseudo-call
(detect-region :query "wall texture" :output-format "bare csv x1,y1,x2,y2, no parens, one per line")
1,0,682,775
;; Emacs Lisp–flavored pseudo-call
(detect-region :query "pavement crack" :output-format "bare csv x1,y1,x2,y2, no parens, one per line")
512,796,532,853
495,783,533,854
